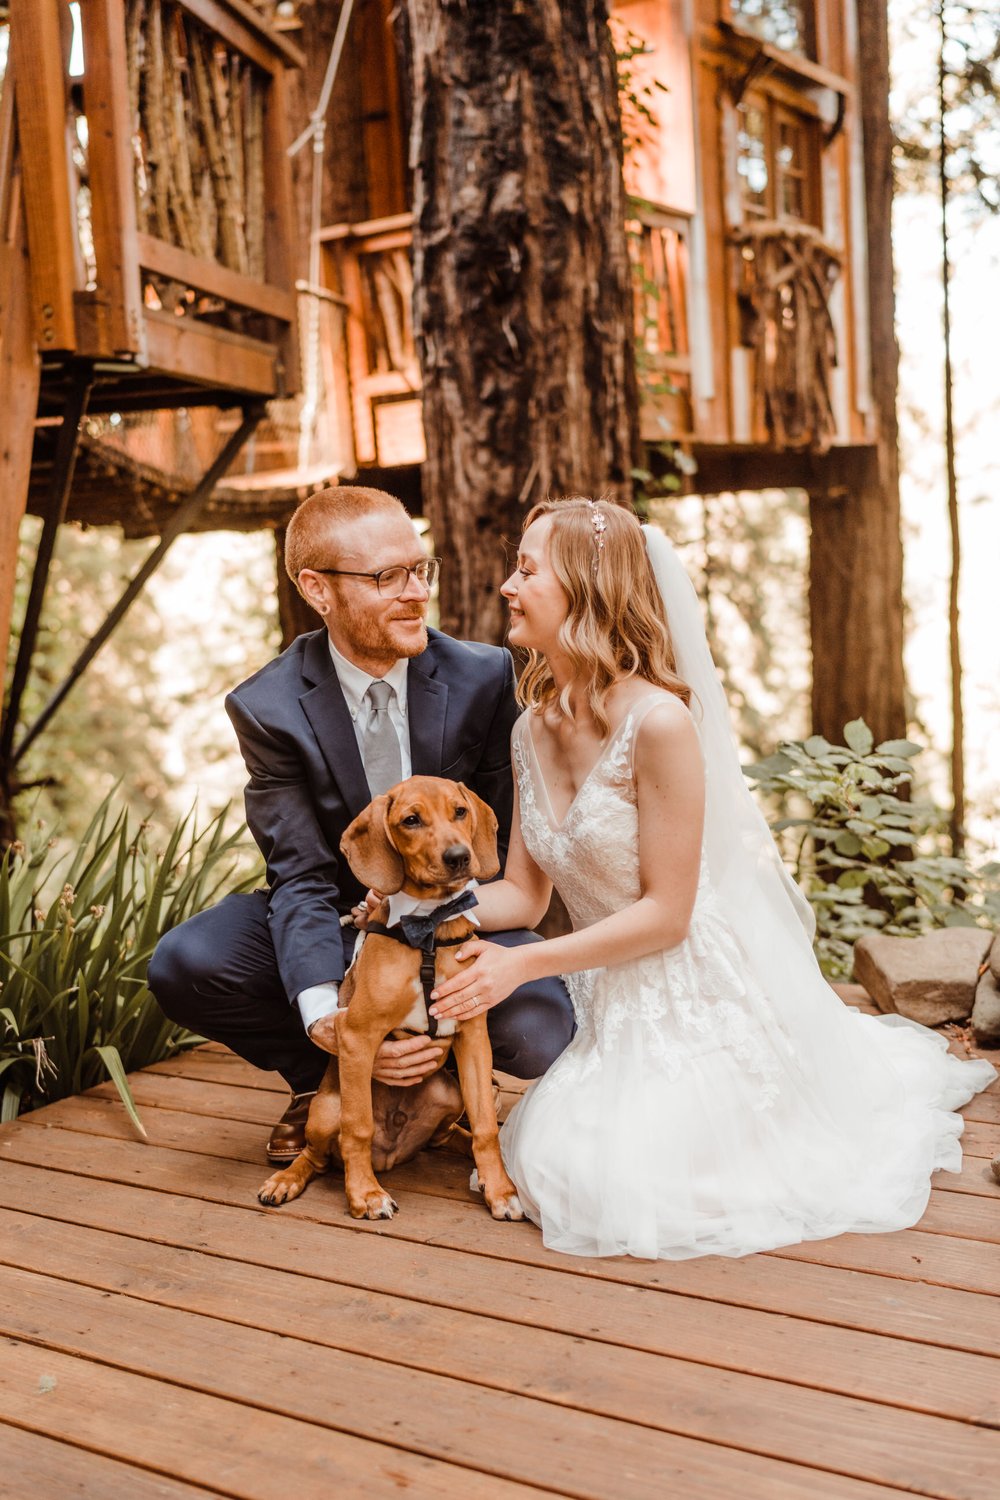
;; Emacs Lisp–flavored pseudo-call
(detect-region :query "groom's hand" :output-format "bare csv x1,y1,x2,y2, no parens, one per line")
309,1010,446,1084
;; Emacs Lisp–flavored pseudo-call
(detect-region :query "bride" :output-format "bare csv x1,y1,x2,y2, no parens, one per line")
428,497,996,1260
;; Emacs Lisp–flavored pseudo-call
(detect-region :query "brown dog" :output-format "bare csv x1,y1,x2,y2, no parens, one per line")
258,776,524,1222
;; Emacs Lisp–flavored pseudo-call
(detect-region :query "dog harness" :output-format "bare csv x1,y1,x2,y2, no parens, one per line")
364,887,479,1039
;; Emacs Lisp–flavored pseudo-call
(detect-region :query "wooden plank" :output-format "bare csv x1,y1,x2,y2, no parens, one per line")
3,1122,999,1306
142,308,279,396
78,0,144,357
3,1263,987,1500
3,1208,998,1433
177,0,305,69
5,1158,997,1375
174,0,282,74
0,1340,530,1500
136,232,297,321
91,1069,287,1121
0,1421,227,1500
9,0,78,349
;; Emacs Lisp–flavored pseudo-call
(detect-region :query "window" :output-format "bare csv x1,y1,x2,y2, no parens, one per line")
729,0,814,58
736,96,820,226
736,104,769,219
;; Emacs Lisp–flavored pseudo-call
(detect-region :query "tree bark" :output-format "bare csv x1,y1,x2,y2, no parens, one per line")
808,0,906,746
274,527,323,648
403,0,638,643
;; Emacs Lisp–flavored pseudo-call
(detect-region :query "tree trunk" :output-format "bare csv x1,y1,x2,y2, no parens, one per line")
808,0,906,746
274,527,323,648
403,0,638,643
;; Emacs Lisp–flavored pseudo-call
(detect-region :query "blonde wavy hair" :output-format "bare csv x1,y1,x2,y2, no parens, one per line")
516,497,691,734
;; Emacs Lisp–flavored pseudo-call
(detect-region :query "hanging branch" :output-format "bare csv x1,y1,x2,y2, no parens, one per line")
939,0,964,854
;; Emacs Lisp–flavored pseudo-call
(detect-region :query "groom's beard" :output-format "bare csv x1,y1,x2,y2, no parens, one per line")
337,599,428,661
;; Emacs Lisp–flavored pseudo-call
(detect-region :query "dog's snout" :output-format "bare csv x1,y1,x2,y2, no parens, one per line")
442,843,471,873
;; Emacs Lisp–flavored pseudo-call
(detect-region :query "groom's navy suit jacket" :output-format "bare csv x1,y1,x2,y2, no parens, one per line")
225,627,519,1005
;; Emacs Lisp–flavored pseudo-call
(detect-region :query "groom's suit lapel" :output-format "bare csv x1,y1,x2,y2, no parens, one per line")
297,630,451,812
298,630,371,818
407,644,449,776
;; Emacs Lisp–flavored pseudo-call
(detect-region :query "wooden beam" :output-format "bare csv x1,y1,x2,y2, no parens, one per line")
78,0,145,359
0,122,41,704
261,65,300,396
136,234,296,322
9,0,78,350
142,309,279,396
174,0,303,75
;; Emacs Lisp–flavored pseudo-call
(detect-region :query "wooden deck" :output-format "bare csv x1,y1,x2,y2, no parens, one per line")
0,992,998,1500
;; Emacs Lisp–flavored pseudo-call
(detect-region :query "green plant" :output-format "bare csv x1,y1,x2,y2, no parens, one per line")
745,719,1000,980
0,794,261,1129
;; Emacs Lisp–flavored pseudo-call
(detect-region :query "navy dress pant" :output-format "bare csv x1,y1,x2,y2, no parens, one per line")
148,890,575,1094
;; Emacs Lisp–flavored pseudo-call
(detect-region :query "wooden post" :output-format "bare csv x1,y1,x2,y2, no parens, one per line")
78,0,145,358
0,79,41,711
9,0,78,351
262,64,300,397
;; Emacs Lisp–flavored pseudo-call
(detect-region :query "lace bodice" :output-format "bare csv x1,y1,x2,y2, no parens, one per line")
511,698,785,1103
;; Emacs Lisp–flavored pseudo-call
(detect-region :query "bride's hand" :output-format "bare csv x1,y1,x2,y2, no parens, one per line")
429,939,528,1022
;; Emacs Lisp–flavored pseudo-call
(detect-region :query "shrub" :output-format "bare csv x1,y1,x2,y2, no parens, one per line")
0,796,261,1129
745,719,1000,980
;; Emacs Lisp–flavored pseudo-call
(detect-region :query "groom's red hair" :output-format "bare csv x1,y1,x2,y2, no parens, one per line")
284,486,409,596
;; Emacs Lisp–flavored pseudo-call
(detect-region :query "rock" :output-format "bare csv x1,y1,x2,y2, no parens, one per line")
853,929,994,1027
971,966,1000,1047
989,934,1000,984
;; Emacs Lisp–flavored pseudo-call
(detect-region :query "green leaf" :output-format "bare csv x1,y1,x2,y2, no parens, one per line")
843,719,874,755
874,739,922,758
91,1045,147,1139
833,832,862,856
802,735,834,759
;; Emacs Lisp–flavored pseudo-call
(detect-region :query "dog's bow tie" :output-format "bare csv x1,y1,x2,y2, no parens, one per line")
397,889,479,952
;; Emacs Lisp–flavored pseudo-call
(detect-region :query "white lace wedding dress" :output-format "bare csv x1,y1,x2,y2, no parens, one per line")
500,698,996,1260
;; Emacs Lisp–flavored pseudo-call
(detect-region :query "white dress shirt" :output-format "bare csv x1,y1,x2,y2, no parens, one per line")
296,638,412,1034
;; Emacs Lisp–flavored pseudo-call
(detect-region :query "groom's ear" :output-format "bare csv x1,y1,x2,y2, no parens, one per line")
458,785,500,881
341,794,405,894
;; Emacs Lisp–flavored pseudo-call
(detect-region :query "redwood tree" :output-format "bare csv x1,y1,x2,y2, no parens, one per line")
402,0,638,642
807,0,907,744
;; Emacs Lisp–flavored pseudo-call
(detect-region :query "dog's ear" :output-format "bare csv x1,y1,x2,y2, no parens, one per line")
340,795,405,894
458,785,500,880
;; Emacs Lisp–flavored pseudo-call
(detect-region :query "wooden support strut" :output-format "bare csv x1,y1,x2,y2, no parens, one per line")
0,364,94,766
9,404,265,768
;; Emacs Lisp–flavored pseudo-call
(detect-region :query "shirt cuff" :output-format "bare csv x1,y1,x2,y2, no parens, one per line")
297,981,340,1033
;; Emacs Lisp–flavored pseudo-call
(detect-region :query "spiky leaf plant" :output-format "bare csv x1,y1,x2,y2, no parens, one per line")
0,796,261,1131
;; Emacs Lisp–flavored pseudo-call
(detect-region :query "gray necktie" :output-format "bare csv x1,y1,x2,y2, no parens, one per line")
362,680,402,795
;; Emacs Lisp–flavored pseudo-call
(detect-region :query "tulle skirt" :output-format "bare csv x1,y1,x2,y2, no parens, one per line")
500,951,996,1261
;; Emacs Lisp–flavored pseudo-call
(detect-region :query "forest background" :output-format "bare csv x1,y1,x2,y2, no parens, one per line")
6,0,999,866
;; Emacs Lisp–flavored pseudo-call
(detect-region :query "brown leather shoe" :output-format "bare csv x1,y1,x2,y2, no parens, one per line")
266,1091,318,1164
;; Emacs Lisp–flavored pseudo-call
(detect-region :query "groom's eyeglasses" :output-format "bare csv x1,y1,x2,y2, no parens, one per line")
315,557,440,598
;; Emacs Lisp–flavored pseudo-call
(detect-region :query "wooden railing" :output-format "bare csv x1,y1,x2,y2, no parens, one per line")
321,211,423,468
630,211,694,443
323,207,698,468
10,0,302,399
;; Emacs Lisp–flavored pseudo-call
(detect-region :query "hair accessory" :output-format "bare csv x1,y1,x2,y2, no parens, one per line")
587,500,607,566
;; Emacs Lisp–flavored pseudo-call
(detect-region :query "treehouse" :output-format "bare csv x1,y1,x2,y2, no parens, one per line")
0,0,901,800
314,0,878,498
0,0,319,786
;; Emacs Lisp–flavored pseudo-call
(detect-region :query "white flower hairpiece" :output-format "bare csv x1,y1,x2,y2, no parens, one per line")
587,500,607,566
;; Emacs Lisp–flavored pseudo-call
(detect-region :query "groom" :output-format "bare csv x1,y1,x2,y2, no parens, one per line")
148,485,574,1162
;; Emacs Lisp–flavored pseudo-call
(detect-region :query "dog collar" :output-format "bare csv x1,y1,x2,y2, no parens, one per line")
384,879,479,934
365,883,480,1040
